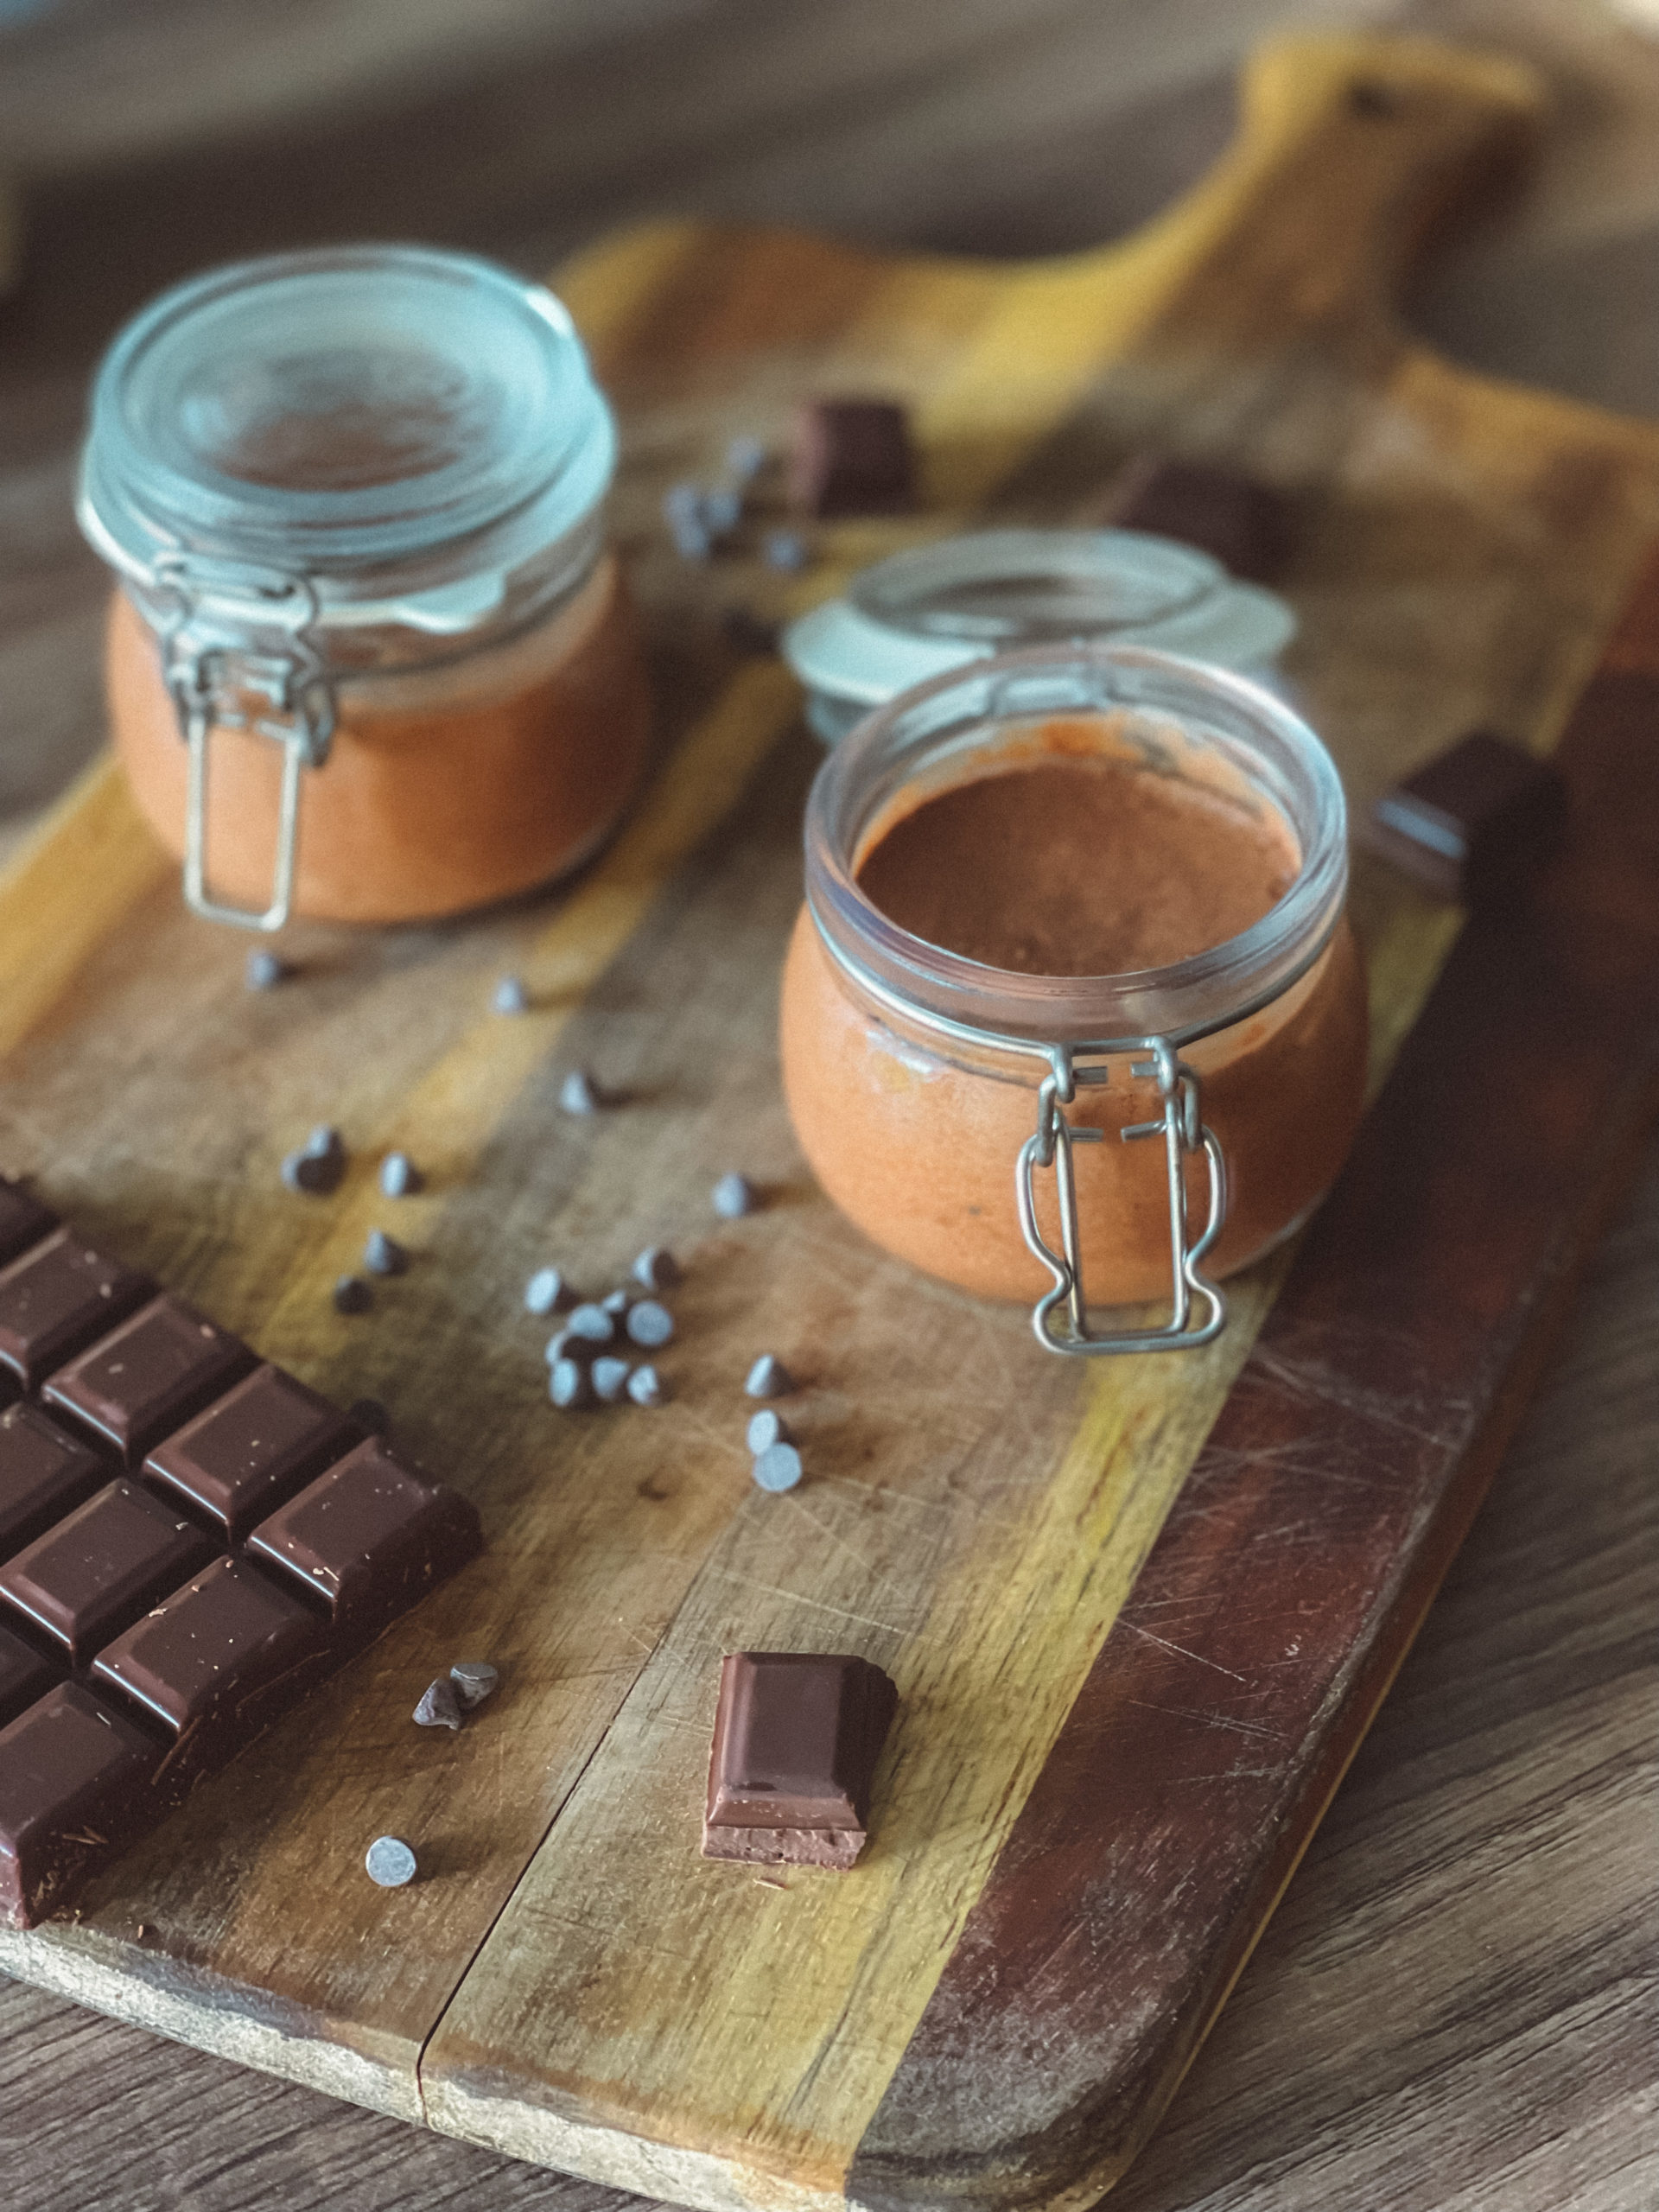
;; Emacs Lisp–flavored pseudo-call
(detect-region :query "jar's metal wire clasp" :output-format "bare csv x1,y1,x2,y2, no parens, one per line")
1015,1037,1228,1356
152,553,337,932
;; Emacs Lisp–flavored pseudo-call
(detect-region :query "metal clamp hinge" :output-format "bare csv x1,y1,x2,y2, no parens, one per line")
1015,1037,1227,1356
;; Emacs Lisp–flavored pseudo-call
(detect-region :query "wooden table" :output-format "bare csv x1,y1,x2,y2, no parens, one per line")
0,3,1654,2207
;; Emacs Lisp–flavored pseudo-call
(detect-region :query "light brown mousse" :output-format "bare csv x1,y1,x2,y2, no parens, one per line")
855,748,1299,976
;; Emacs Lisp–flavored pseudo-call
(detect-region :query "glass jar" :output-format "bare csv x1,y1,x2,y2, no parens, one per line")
78,244,651,929
780,645,1367,1355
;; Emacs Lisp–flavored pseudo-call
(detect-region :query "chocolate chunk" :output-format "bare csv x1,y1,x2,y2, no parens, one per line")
564,1303,616,1347
0,1178,57,1268
493,975,531,1015
379,1152,423,1198
559,1068,601,1116
713,1172,760,1220
0,1682,160,1929
626,1364,666,1408
245,950,289,992
364,1230,407,1278
702,1651,897,1870
626,1300,675,1350
92,1554,327,1769
0,1230,153,1394
333,1275,372,1316
144,1363,357,1539
790,400,913,518
414,1675,463,1731
745,1354,793,1399
1081,452,1295,583
0,1623,60,1731
246,1439,481,1640
631,1246,682,1294
549,1357,592,1409
365,1834,417,1887
450,1660,499,1708
746,1408,791,1456
752,1442,804,1494
763,531,810,574
591,1356,631,1404
0,1478,216,1665
1363,730,1569,905
524,1267,574,1318
0,1403,107,1556
42,1294,253,1464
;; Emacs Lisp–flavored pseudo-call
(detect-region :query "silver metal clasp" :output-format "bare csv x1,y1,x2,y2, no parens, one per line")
1015,1036,1227,1356
152,554,335,932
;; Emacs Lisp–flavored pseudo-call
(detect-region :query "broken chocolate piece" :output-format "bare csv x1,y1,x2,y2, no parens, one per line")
0,1179,56,1269
144,1362,357,1541
0,1230,153,1394
626,1364,666,1408
0,1403,107,1556
42,1294,253,1464
450,1660,498,1708
703,1651,896,1869
0,1478,215,1665
790,400,914,518
0,1682,161,1929
1363,729,1569,905
0,1622,60,1731
1080,452,1295,582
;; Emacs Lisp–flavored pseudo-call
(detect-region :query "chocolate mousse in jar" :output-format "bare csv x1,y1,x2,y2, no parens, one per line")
781,645,1367,1353
78,245,651,928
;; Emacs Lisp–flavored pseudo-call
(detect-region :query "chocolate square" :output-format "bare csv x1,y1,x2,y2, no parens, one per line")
145,1363,357,1539
0,1402,108,1559
790,399,914,518
1363,729,1569,904
0,1229,153,1393
0,1178,56,1268
0,1681,160,1929
93,1554,328,1768
43,1294,253,1464
0,1478,218,1664
0,1621,60,1731
246,1438,480,1638
1081,452,1295,583
702,1650,897,1870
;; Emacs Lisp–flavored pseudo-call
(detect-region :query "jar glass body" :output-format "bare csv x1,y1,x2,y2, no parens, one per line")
780,645,1369,1307
79,245,651,925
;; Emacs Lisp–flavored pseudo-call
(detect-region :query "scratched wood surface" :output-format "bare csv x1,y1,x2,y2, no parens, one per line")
1,25,1657,2212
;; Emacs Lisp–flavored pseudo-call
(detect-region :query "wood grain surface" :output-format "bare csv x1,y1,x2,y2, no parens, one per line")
0,4,1654,2212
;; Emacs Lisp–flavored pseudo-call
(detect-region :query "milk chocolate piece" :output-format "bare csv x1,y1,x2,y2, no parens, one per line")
0,1621,60,1730
92,1554,327,1767
145,1362,357,1538
0,1682,160,1928
0,1229,153,1393
43,1294,253,1463
1363,729,1568,904
0,1478,216,1664
0,1179,56,1268
702,1651,897,1869
1082,452,1294,582
790,400,914,518
246,1438,481,1637
0,1402,107,1555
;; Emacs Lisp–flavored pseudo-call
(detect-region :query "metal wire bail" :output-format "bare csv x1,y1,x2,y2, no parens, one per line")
1015,1037,1228,1356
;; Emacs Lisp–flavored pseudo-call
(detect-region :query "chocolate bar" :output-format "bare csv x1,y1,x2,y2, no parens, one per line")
789,400,914,518
1363,729,1568,904
703,1650,897,1870
1079,452,1295,582
0,1179,480,1929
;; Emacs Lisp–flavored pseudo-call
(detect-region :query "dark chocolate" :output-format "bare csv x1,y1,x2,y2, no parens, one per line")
0,1477,216,1665
0,1229,154,1393
0,1681,160,1929
43,1294,253,1464
1080,452,1295,583
0,1402,108,1556
703,1650,897,1869
1363,728,1569,904
0,1178,57,1269
0,1621,60,1731
789,400,914,518
144,1362,356,1539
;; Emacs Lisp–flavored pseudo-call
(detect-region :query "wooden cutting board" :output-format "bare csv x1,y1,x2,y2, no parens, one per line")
2,29,1657,2212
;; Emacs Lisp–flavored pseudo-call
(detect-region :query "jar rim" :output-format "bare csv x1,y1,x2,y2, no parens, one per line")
803,641,1348,1051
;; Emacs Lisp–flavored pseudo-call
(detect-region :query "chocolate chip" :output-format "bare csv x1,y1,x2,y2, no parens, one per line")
726,435,766,482
245,950,289,992
550,1357,592,1409
592,1356,632,1404
702,487,741,535
544,1325,594,1366
333,1275,372,1316
712,1172,759,1219
745,1354,793,1399
763,531,809,573
449,1661,498,1708
752,1441,804,1493
365,1835,417,1887
627,1365,667,1408
348,1396,390,1435
364,1230,407,1278
414,1676,463,1731
747,1408,791,1455
524,1267,574,1318
559,1068,601,1116
632,1246,682,1294
664,485,713,561
283,1125,346,1197
493,975,531,1015
564,1302,616,1345
601,1288,634,1316
626,1300,674,1350
379,1152,423,1198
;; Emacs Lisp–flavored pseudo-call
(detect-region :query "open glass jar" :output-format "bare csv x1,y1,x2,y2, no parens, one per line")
78,244,651,929
781,645,1368,1354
